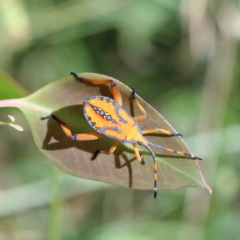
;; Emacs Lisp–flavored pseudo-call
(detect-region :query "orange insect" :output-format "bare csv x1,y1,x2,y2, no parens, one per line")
42,72,202,198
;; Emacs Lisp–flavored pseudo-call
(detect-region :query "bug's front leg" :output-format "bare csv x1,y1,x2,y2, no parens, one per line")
71,72,122,106
132,143,146,165
131,88,147,122
131,88,182,137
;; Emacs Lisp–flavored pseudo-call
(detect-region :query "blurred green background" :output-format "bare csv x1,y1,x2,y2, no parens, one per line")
0,0,240,239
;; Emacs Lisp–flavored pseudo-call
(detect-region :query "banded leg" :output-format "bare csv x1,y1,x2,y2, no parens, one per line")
132,144,146,164
71,72,122,105
41,115,102,140
91,141,119,160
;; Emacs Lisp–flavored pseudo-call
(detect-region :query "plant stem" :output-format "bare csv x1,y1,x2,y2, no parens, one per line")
48,167,62,240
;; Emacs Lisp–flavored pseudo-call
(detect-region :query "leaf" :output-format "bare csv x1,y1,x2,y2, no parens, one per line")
0,115,24,131
0,73,212,193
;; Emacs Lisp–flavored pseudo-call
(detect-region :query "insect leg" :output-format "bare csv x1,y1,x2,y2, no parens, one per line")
70,132,102,141
132,143,145,164
131,88,147,122
71,72,122,106
142,128,183,137
41,115,102,140
131,88,182,136
91,141,119,160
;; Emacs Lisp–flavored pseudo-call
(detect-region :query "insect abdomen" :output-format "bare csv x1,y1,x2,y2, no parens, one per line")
83,96,140,142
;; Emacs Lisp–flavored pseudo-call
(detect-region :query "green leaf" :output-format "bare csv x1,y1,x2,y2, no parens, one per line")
0,73,211,193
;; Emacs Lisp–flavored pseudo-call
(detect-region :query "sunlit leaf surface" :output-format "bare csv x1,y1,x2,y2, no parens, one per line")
0,73,211,193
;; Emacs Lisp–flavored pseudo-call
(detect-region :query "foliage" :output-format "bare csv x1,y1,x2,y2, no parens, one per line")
0,0,240,240
0,73,210,192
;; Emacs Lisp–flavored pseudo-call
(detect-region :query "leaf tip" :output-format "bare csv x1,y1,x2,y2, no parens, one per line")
207,186,213,194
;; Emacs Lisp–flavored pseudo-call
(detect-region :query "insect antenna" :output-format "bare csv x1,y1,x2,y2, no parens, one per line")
146,138,202,160
142,144,158,198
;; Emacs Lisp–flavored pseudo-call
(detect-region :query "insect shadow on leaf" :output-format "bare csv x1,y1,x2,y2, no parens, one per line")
42,106,137,188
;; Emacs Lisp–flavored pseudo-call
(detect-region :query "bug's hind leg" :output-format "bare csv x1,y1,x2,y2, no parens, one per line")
41,115,73,138
71,72,122,106
132,143,145,165
91,141,119,160
41,115,102,140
